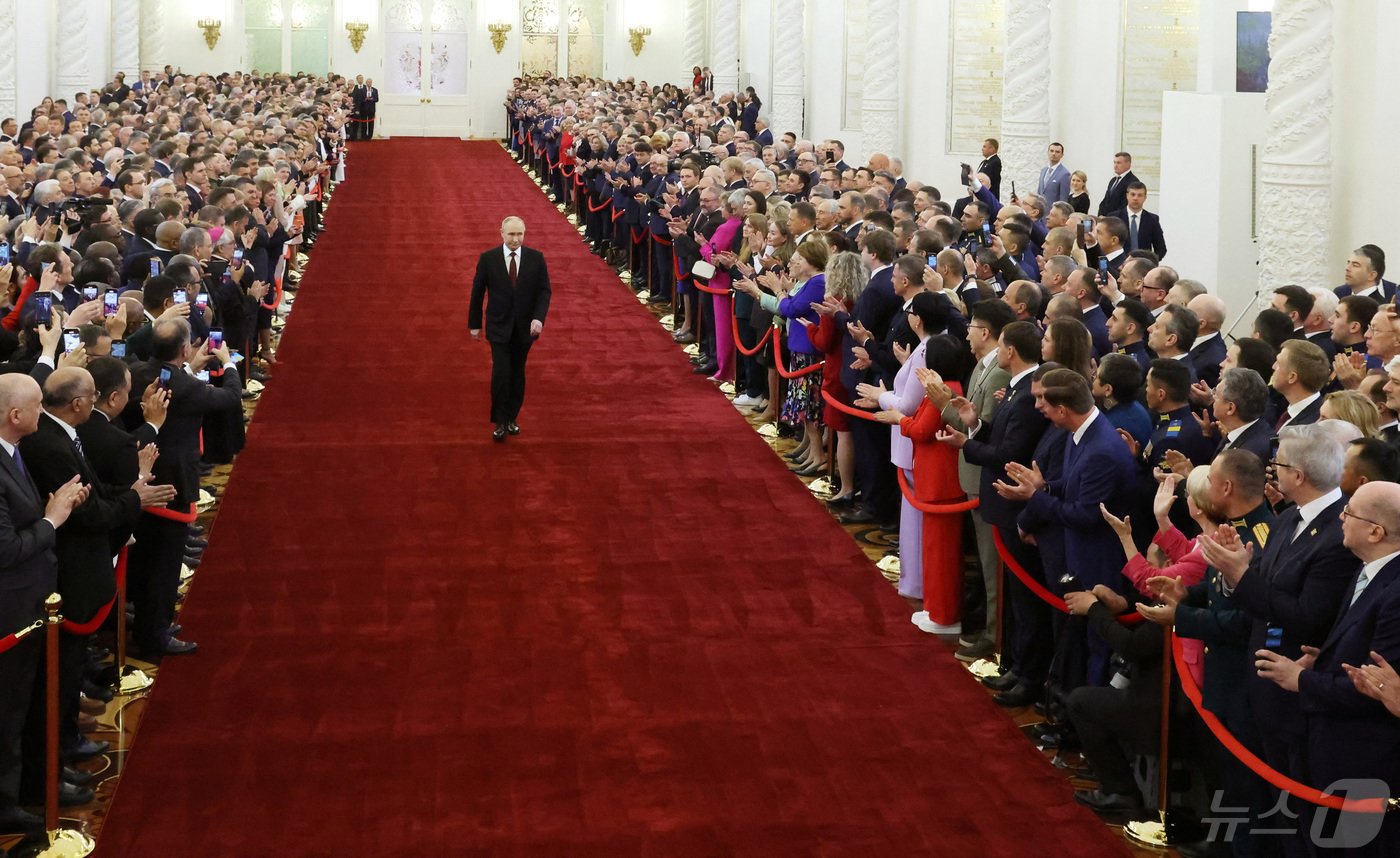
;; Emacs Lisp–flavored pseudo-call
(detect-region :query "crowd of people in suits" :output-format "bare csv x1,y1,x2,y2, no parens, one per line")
0,70,347,839
510,73,1400,857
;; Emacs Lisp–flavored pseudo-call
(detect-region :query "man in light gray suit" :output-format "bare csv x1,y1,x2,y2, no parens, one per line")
939,300,1015,661
1036,142,1071,205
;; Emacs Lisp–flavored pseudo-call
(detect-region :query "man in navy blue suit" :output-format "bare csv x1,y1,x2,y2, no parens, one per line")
1112,182,1166,260
1254,479,1400,857
998,369,1136,685
1335,245,1395,303
1067,267,1112,358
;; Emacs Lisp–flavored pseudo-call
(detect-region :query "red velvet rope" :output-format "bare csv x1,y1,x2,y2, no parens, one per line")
992,528,1145,625
895,469,980,514
671,246,691,282
772,326,826,379
692,278,729,295
587,195,612,213
1171,635,1392,813
62,546,127,636
652,234,672,247
730,313,774,356
631,228,645,245
0,618,42,655
145,502,199,523
821,389,881,421
611,209,625,222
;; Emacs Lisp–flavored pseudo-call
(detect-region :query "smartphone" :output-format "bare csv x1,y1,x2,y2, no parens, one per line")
960,164,972,186
158,366,173,388
33,294,52,325
1097,256,1110,285
1264,625,1283,652
82,285,98,302
172,288,188,304
208,328,224,351
195,368,210,382
104,289,119,316
0,242,9,265
110,339,126,359
927,254,938,268
980,222,991,246
1076,220,1086,248
232,248,244,269
1011,180,1016,198
148,257,161,277
196,290,210,309
61,328,80,355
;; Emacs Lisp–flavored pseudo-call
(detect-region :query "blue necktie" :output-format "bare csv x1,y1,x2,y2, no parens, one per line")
1130,214,1140,250
12,447,27,479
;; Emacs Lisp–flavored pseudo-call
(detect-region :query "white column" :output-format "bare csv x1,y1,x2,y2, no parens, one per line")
860,0,899,159
0,0,15,123
684,0,709,74
140,0,166,74
769,0,805,138
112,0,141,80
1257,0,1332,292
709,0,739,96
55,0,91,96
1000,0,1051,198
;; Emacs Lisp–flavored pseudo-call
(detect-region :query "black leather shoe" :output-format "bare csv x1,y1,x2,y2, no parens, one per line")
993,683,1042,708
63,766,95,787
837,508,876,525
81,679,113,702
157,637,199,656
692,363,717,375
183,552,202,569
825,494,857,509
63,738,110,762
1073,788,1142,814
505,421,520,436
0,805,43,835
981,671,1021,692
57,780,95,806
492,424,507,442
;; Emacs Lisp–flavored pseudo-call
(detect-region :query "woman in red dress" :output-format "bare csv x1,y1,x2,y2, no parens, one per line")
810,251,869,506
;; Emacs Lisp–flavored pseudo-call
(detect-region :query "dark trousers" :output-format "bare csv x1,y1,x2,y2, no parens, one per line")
128,514,189,652
0,635,38,810
1066,683,1156,797
489,335,534,425
347,115,361,140
735,316,764,397
852,416,896,520
362,116,375,140
649,238,672,299
998,524,1051,688
20,629,87,800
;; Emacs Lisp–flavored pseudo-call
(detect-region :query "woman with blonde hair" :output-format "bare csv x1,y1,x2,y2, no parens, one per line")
1321,389,1382,438
1068,170,1091,214
809,251,869,503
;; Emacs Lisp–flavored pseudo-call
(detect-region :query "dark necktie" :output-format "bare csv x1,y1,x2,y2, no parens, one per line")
1130,214,1139,250
12,447,27,480
72,435,85,462
1274,410,1291,433
508,251,518,287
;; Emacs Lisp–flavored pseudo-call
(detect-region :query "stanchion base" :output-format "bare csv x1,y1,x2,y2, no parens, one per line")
119,668,153,695
33,828,95,857
1123,819,1172,850
966,657,1002,680
756,423,779,439
807,477,836,498
682,343,700,358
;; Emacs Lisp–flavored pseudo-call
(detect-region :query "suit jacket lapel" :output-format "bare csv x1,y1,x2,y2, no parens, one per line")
1322,558,1400,652
0,446,36,504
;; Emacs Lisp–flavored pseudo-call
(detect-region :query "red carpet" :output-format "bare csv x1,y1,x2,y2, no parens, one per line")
95,140,1132,856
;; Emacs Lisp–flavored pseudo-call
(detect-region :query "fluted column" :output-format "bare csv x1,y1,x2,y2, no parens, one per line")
769,0,805,138
709,0,739,96
0,0,15,124
140,0,166,74
860,0,900,158
1000,0,1051,198
684,0,709,75
112,0,142,80
1257,0,1332,292
55,0,91,96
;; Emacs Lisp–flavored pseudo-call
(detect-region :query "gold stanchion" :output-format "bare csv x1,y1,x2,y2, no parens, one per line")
1124,625,1176,850
114,549,151,695
39,593,96,857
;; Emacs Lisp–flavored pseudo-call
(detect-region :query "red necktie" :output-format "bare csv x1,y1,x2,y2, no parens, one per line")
508,251,518,286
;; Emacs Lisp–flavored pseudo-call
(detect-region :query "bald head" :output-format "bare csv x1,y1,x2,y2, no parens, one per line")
1188,293,1226,334
1347,481,1400,559
42,367,96,416
0,374,41,442
154,220,184,250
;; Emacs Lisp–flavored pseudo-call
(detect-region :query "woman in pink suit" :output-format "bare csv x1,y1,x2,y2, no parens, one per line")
698,190,746,383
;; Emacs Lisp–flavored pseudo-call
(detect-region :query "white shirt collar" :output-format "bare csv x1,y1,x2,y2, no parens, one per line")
1194,331,1220,347
0,438,14,457
1296,487,1343,532
502,244,520,264
1358,550,1400,599
1287,391,1321,419
980,349,998,369
871,263,892,278
1008,363,1039,389
1227,419,1260,443
1072,407,1101,445
42,410,78,442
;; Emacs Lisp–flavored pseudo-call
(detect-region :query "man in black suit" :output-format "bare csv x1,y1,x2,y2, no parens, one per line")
977,138,1002,200
123,318,242,656
0,374,86,836
1335,245,1395,302
1201,423,1355,857
18,368,173,804
1270,339,1329,434
361,79,379,140
1097,152,1139,216
469,217,552,442
1112,182,1166,259
79,357,166,554
1210,368,1276,461
1185,293,1228,388
349,76,367,141
1254,479,1400,857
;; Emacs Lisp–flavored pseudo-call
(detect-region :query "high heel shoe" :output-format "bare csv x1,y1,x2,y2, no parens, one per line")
794,462,828,477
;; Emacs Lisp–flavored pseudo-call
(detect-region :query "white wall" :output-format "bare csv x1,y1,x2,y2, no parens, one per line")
163,0,246,76
16,0,54,117
601,0,687,87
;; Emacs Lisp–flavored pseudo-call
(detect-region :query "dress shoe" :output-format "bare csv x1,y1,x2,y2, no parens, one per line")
186,535,209,549
0,805,43,835
673,333,695,344
63,738,110,763
505,421,520,436
81,679,113,703
77,695,105,715
57,780,95,806
157,637,199,656
793,462,827,477
63,766,95,787
1073,788,1142,814
78,712,97,733
691,363,717,375
183,552,202,569
647,293,669,304
492,424,507,442
838,508,877,525
993,682,1041,708
825,494,857,509
168,623,183,636
955,638,995,663
981,670,1020,691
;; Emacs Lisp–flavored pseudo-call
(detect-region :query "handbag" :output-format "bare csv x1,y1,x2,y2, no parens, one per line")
691,259,716,280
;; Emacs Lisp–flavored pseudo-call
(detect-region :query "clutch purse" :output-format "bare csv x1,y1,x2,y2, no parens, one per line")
691,260,716,280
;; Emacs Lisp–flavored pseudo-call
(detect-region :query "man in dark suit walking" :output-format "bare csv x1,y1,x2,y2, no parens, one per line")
361,79,379,140
349,76,367,141
470,217,552,442
0,374,86,836
978,138,1003,201
1097,152,1139,216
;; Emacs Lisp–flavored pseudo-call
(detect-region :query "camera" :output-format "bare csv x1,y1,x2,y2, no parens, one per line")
56,196,108,228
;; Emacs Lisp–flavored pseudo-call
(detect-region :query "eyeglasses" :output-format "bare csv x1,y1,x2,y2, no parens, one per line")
1267,459,1299,472
1341,505,1386,532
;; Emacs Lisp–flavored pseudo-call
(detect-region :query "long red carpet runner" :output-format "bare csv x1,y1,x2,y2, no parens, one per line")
94,140,1131,856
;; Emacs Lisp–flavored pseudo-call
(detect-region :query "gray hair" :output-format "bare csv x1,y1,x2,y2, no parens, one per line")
178,227,209,255
1217,367,1269,422
1050,201,1074,219
1315,418,1363,447
1307,286,1339,321
1043,255,1076,282
33,179,63,205
725,189,748,213
1020,192,1047,215
1277,423,1345,492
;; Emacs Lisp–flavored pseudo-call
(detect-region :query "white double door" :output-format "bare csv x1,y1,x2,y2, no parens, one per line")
380,0,472,137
